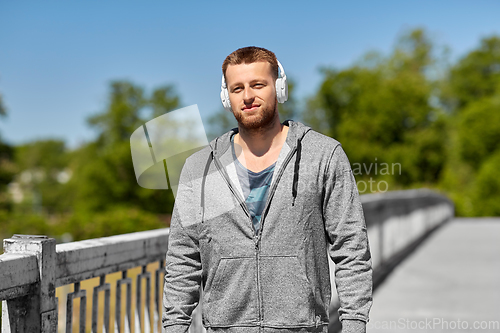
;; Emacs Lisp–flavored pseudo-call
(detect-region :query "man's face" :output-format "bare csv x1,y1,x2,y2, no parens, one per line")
225,61,278,130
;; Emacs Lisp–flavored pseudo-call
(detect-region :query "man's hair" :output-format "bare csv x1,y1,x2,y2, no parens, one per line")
222,46,279,82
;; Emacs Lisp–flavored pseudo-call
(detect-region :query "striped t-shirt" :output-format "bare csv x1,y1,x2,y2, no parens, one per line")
231,135,276,235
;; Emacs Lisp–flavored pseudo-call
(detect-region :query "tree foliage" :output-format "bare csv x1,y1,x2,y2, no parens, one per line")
471,150,500,216
445,36,500,110
439,36,500,216
457,95,500,170
0,92,6,117
305,29,500,216
13,139,72,214
305,28,447,190
71,81,179,214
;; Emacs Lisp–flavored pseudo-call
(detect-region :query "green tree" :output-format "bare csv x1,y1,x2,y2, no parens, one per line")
62,206,169,240
0,88,6,117
0,141,15,211
13,139,72,214
439,35,500,216
71,81,180,214
0,90,15,210
305,28,448,191
444,36,500,111
206,108,238,142
456,95,500,171
471,150,500,216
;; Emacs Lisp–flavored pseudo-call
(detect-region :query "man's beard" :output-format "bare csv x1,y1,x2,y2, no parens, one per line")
232,99,278,132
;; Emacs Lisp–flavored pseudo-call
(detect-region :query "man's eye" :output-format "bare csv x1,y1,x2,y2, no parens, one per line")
232,87,242,93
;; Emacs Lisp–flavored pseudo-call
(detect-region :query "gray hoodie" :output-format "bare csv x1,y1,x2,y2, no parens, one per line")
162,120,372,333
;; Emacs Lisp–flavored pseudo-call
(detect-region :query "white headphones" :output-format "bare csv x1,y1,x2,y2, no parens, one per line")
220,60,288,112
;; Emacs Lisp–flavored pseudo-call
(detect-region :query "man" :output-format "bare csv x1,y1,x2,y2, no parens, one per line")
163,46,372,333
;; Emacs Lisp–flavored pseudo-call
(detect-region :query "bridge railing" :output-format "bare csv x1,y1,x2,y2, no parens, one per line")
363,188,454,284
328,188,454,332
1,229,171,332
1,189,453,332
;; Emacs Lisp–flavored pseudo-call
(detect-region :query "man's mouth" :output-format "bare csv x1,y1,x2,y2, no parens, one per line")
242,105,259,112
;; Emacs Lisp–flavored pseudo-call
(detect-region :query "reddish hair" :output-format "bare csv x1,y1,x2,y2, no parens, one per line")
222,46,279,81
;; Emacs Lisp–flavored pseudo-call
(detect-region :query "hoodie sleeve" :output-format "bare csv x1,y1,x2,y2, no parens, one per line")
162,162,202,333
322,144,373,328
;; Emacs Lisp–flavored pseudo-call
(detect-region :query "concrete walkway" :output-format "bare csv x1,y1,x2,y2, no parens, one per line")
367,218,500,333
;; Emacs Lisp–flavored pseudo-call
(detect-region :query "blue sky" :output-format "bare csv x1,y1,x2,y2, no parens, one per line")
1,1,499,149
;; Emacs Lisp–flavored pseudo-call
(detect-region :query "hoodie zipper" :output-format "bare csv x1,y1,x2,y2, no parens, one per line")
255,236,262,327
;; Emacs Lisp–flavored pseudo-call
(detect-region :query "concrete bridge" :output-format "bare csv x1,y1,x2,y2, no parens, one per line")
367,217,500,333
1,189,498,332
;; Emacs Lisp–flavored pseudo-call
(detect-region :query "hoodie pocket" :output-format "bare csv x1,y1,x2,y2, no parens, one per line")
260,255,315,326
205,257,259,326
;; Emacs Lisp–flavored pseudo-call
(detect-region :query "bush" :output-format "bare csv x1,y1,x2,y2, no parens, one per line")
62,206,168,241
471,150,500,216
0,207,169,244
0,210,51,241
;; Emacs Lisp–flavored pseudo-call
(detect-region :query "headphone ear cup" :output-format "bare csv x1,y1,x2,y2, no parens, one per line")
220,87,232,112
275,76,288,104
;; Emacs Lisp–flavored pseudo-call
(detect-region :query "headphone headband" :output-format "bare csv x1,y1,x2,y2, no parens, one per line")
277,60,286,81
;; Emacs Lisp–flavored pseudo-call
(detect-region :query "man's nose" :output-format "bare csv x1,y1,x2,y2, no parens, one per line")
243,86,255,102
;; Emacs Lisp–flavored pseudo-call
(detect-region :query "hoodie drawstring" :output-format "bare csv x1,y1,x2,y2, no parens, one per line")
201,150,213,223
292,138,302,206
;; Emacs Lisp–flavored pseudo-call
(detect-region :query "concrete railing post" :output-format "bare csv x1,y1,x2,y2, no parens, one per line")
1,235,57,333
